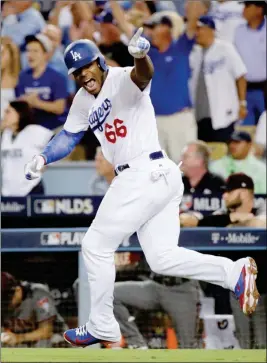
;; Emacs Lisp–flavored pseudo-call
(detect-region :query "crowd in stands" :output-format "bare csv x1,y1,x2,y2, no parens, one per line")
1,0,266,198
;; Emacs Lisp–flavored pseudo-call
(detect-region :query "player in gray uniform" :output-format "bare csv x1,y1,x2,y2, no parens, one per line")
1,272,68,347
114,267,200,349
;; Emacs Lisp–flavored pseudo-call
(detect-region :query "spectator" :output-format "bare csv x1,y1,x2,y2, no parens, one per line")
180,140,225,195
234,1,266,126
189,15,247,143
110,1,207,163
42,25,77,97
68,2,95,43
89,146,115,195
142,5,200,163
95,8,134,67
145,10,185,40
1,1,46,68
210,131,266,194
22,25,77,97
1,101,53,196
49,2,94,47
1,37,20,121
1,272,68,347
180,172,266,228
16,34,68,131
48,1,74,29
180,173,266,349
210,0,245,43
254,111,266,159
184,0,211,18
114,267,200,349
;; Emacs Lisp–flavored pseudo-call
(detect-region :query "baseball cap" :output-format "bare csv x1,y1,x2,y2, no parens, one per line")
225,173,254,192
197,15,216,30
239,0,266,7
240,0,267,14
94,8,115,24
143,13,173,28
228,130,252,143
1,272,18,301
94,0,107,7
25,34,53,53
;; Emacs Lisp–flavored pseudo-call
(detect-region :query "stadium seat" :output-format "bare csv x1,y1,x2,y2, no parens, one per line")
207,142,228,161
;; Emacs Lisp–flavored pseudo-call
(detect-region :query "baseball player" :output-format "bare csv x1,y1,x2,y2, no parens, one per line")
1,272,68,347
24,28,259,347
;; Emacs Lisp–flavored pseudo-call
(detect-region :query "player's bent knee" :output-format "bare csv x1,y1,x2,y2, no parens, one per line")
146,257,166,275
81,228,102,254
145,249,177,275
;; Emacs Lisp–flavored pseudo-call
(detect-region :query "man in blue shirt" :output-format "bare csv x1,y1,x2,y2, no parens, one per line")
16,34,68,131
234,1,266,126
143,10,198,163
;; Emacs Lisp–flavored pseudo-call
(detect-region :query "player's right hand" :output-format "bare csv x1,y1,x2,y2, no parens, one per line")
128,27,150,59
24,155,45,180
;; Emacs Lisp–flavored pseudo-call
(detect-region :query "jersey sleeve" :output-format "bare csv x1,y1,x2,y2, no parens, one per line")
117,67,152,107
33,291,58,323
64,88,92,133
226,42,247,79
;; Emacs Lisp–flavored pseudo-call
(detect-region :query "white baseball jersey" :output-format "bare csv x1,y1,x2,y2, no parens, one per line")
211,1,245,43
1,125,53,196
189,39,247,129
64,66,161,167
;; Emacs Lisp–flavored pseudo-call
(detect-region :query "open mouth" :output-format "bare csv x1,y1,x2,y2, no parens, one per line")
84,78,97,93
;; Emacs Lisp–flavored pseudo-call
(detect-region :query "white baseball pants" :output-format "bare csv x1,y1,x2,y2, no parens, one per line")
82,154,236,342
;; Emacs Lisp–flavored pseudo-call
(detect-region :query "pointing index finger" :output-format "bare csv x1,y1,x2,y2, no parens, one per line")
132,27,143,41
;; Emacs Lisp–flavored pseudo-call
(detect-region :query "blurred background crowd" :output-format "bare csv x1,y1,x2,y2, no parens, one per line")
1,0,266,352
1,0,266,190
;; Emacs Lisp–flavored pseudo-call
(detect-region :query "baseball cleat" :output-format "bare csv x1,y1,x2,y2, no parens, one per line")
234,257,260,315
63,325,112,348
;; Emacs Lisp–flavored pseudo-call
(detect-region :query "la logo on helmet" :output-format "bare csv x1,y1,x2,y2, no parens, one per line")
70,50,82,61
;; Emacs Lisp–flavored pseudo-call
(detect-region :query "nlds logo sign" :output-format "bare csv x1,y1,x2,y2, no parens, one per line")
34,198,94,215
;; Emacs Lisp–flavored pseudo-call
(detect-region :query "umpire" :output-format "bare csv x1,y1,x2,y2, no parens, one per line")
1,272,68,347
114,268,200,348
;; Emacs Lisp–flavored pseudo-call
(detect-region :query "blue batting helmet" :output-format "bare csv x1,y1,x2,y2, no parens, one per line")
64,39,108,75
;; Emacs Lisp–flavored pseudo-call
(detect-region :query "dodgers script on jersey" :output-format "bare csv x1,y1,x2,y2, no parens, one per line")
64,67,161,166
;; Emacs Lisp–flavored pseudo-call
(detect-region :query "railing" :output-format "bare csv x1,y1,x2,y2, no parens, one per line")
1,227,266,252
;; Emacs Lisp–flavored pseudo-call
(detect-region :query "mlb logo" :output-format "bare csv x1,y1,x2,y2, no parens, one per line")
180,195,193,212
37,297,50,312
41,232,61,245
47,232,61,245
34,199,55,214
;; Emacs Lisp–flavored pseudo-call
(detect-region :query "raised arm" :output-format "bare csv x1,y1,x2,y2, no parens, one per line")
128,28,154,91
109,1,135,40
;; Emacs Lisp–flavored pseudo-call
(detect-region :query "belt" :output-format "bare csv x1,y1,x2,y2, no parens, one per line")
114,151,164,176
247,81,266,91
